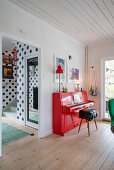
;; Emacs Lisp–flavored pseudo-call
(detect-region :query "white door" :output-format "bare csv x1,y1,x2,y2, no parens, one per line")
25,55,39,129
103,59,114,120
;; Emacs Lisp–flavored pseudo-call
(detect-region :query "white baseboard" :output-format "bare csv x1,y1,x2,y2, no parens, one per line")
39,128,53,138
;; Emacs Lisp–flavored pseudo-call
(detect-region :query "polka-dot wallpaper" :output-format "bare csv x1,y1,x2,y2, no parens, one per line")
14,42,39,122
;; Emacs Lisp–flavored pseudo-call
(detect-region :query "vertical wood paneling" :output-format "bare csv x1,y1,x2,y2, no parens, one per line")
9,0,114,44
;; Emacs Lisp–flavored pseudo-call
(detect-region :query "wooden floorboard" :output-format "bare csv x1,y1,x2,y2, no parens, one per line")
0,117,114,170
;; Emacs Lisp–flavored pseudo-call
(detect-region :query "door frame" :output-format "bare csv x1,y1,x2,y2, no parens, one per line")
0,33,43,157
25,54,39,129
0,35,2,157
101,56,114,121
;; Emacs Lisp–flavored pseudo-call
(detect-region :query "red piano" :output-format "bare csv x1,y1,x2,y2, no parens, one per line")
53,91,94,136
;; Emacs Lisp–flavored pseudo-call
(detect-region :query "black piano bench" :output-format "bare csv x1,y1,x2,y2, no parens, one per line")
78,109,98,136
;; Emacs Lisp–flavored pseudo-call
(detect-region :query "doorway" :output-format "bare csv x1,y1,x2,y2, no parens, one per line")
104,60,114,120
1,37,40,147
0,35,42,157
26,55,39,129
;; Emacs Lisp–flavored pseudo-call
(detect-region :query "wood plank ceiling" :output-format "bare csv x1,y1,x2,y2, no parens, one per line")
9,0,114,45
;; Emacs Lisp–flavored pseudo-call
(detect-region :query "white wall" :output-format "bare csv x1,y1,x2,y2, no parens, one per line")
0,0,85,138
88,41,114,119
0,36,2,157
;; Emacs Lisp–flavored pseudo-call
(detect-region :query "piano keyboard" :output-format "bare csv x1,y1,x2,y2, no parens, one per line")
71,101,94,109
63,101,94,113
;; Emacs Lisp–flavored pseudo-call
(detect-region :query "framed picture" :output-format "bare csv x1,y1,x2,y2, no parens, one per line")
2,65,13,79
3,55,13,65
55,57,66,83
68,66,79,82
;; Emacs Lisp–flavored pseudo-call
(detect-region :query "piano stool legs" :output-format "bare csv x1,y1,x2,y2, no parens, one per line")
78,119,98,136
94,119,98,130
87,121,90,136
78,118,83,133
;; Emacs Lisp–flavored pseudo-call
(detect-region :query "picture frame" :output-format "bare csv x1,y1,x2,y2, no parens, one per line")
55,57,66,83
68,66,79,82
2,65,13,79
3,55,13,65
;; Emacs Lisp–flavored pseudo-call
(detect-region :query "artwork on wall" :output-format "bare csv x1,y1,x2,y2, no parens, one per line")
2,65,13,79
3,55,13,65
68,66,79,82
2,49,17,65
55,57,66,83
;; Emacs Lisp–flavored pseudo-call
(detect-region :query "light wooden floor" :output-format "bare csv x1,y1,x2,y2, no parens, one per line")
0,117,114,170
